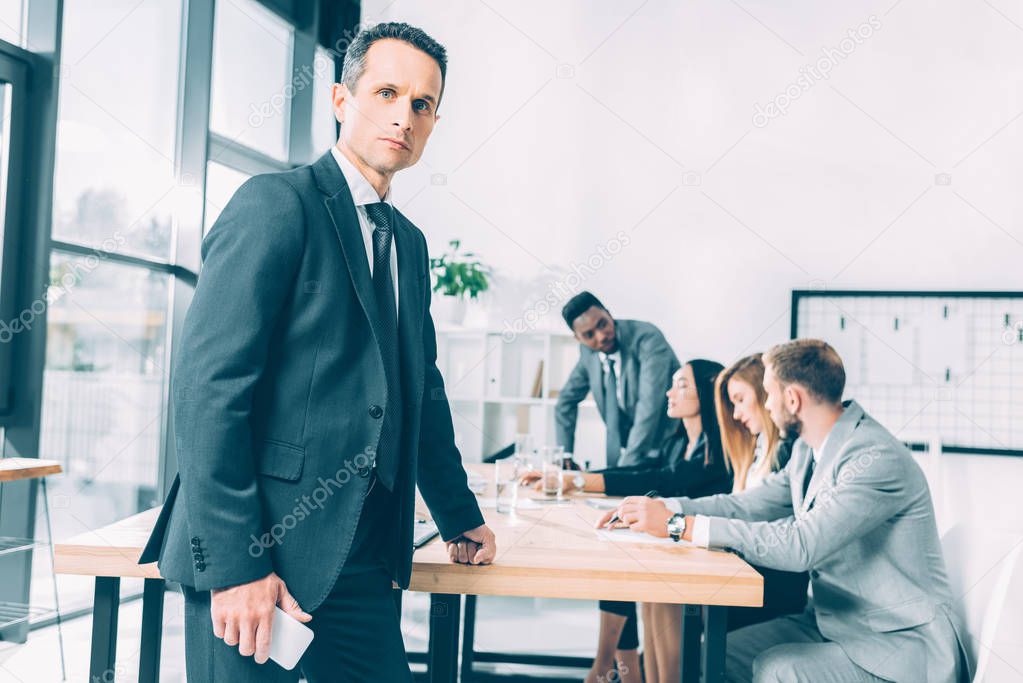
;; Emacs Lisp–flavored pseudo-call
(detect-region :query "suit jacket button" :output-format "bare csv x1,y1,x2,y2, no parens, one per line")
190,537,200,545
196,562,206,572
810,569,820,579
368,404,384,419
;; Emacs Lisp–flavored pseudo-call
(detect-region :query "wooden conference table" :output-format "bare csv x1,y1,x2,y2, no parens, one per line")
54,464,763,682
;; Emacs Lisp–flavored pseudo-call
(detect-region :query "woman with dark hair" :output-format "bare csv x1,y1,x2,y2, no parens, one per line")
524,359,729,683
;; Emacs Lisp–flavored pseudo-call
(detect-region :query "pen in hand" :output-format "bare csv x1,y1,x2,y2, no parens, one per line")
604,490,658,528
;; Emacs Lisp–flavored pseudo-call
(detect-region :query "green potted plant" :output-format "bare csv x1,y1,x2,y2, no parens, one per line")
429,239,491,325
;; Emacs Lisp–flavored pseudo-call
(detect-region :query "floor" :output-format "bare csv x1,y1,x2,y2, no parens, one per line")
0,589,603,682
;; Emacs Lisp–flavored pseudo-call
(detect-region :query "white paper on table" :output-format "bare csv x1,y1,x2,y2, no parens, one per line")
595,528,693,546
476,497,543,509
584,498,621,510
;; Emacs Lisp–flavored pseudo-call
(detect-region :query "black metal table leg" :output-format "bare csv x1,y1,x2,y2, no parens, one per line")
701,605,727,683
138,578,165,683
428,593,461,683
679,604,702,683
89,576,120,682
460,594,477,681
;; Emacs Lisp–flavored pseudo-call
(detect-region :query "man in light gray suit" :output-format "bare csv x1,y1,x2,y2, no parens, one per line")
603,339,968,682
555,291,679,468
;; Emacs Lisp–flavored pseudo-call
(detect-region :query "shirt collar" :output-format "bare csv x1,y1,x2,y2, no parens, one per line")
598,349,622,369
812,434,827,463
330,145,391,207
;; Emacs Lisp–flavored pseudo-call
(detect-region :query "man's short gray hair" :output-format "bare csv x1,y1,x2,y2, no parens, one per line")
341,22,447,101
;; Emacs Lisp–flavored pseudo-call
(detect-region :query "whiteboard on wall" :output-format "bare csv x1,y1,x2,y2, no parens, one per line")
791,290,1023,456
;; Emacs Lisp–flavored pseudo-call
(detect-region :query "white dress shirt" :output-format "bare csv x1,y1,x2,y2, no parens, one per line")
666,431,830,547
744,432,770,490
330,145,399,312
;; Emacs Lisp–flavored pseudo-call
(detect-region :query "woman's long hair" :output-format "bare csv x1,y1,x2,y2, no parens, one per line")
714,353,781,490
687,359,725,466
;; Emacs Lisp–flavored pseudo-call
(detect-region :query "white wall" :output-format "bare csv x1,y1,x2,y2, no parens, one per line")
359,1,1023,527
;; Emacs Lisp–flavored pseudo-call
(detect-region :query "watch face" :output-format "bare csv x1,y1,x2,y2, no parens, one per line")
667,514,685,538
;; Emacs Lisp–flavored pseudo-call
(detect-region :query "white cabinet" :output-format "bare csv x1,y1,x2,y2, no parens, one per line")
434,326,604,464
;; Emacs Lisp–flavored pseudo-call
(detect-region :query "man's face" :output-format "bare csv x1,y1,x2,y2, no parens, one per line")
332,39,442,177
763,364,801,438
571,306,617,353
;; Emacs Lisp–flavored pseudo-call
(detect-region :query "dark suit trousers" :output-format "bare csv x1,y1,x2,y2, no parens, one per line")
181,474,413,682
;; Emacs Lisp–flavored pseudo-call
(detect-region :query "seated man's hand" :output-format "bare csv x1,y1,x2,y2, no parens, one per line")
210,571,312,664
446,524,497,565
519,469,541,486
595,496,673,537
521,469,583,493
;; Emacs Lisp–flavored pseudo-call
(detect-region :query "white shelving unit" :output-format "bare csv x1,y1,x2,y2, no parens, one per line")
435,325,604,464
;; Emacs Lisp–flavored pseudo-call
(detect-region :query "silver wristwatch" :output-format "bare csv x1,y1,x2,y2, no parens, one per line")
667,513,686,542
572,473,585,490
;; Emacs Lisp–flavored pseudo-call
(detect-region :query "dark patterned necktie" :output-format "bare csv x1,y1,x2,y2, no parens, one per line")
364,202,401,490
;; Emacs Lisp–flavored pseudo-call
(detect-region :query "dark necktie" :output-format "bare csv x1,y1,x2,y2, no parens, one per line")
364,202,401,490
605,358,622,468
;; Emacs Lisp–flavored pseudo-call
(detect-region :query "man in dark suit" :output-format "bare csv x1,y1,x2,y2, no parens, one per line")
138,23,496,682
555,291,679,469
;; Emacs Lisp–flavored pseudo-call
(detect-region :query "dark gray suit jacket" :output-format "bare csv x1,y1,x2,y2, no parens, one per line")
139,150,484,611
554,319,679,467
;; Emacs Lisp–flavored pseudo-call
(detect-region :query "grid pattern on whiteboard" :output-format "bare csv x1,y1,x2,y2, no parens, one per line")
793,292,1023,454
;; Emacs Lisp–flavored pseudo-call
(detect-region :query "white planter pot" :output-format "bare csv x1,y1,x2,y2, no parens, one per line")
433,295,468,326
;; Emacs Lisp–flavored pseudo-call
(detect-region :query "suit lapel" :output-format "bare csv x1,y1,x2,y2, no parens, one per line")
324,191,387,352
313,150,392,356
802,400,862,511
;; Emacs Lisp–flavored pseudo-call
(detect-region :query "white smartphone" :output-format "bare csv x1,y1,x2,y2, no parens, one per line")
268,606,315,670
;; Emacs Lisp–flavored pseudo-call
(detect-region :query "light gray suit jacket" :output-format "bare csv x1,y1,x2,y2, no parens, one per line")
554,319,679,467
671,400,969,683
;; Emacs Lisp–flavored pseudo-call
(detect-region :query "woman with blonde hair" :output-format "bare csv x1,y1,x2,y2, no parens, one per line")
715,352,784,491
710,353,809,633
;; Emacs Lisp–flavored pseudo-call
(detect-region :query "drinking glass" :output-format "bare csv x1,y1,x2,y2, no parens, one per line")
494,454,523,513
540,445,565,498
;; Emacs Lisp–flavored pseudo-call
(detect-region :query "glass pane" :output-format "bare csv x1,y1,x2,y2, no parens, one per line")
51,0,182,260
0,0,23,47
33,254,169,613
204,161,251,234
311,46,337,156
210,0,293,160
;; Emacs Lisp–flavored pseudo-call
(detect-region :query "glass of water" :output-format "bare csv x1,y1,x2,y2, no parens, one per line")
540,445,565,498
494,454,523,513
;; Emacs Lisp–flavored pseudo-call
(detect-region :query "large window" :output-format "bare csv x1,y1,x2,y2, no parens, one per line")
6,0,349,626
34,255,169,611
210,0,293,161
50,0,182,261
34,0,182,613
